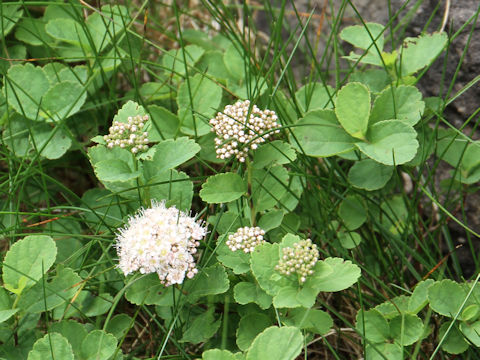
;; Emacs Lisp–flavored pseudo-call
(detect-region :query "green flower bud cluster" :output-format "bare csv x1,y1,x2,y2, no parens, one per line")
226,226,265,253
275,239,319,283
104,114,150,154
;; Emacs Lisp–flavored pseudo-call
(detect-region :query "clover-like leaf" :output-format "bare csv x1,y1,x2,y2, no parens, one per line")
295,83,334,113
184,264,230,302
340,22,385,52
370,85,424,126
389,313,423,346
236,313,272,351
428,279,467,319
234,282,272,310
290,109,355,157
314,257,361,292
338,195,367,231
3,235,57,292
27,333,74,360
282,307,333,335
202,349,237,360
356,309,389,343
365,343,402,360
41,81,86,121
335,82,371,140
348,159,393,191
355,120,418,165
399,32,448,76
80,330,117,360
3,63,50,120
246,326,303,360
439,322,469,355
200,173,246,203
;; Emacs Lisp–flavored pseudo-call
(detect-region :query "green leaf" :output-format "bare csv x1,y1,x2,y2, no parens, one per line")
105,314,133,340
253,141,296,169
290,109,355,157
114,100,147,123
350,69,391,93
3,63,50,120
94,159,141,182
15,18,52,46
216,236,251,274
340,23,385,52
50,320,87,356
31,122,72,160
145,170,194,211
1,3,23,36
0,309,19,323
338,231,362,249
125,273,171,306
181,308,221,344
146,105,179,141
177,73,222,136
356,309,389,343
408,279,434,314
234,282,272,310
203,349,237,360
439,322,469,355
335,82,371,140
338,195,367,230
348,159,393,191
295,83,334,113
143,137,200,176
258,210,284,233
460,321,480,347
236,313,272,351
370,85,424,126
208,211,248,235
41,81,86,121
315,257,361,292
184,264,230,302
355,120,419,165
399,32,448,76
200,173,246,203
80,330,117,360
251,166,289,212
389,313,423,346
223,44,245,81
282,307,333,335
2,235,57,291
365,343,402,360
198,51,231,81
18,267,82,313
375,295,410,320
246,326,303,360
428,280,467,318
162,45,205,76
45,18,89,47
27,333,74,360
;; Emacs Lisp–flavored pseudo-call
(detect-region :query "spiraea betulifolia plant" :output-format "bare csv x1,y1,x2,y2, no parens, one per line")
1,1,480,359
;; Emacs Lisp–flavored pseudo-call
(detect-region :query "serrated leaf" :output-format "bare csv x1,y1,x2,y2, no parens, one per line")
184,264,230,302
94,159,141,182
355,120,419,165
399,32,448,76
365,343,402,360
439,322,469,355
114,100,147,123
428,280,467,318
282,307,333,335
145,170,193,211
408,279,434,314
246,326,303,360
370,85,424,126
41,81,86,121
348,159,393,191
253,141,296,169
389,313,423,345
3,63,50,120
202,349,237,360
2,235,57,291
234,282,272,309
125,273,172,306
200,173,246,203
181,308,221,344
146,105,179,140
1,3,23,37
143,137,200,176
258,210,284,233
216,236,251,274
50,320,87,356
460,321,480,347
295,83,334,113
80,330,117,360
27,333,74,360
356,309,389,343
177,73,222,136
31,122,72,160
290,109,355,157
236,313,272,351
315,257,361,292
335,82,371,140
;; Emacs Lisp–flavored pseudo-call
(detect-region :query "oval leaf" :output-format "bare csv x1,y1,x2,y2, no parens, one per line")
27,333,74,360
335,82,371,140
200,173,246,203
246,326,303,360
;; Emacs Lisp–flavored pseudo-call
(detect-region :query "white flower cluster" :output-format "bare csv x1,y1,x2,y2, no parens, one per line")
115,201,207,286
104,114,149,154
275,239,319,283
210,100,281,162
226,226,266,253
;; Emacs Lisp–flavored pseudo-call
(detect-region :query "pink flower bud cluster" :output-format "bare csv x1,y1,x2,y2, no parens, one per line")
210,100,280,162
226,226,266,253
104,114,149,154
115,201,207,286
275,239,319,283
